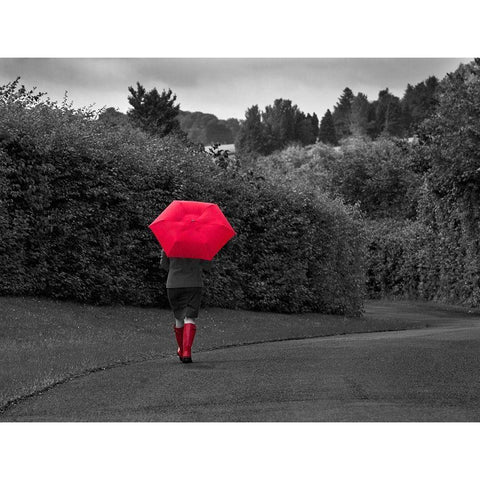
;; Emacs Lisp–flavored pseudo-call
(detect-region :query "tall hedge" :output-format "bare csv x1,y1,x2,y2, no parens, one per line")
364,216,437,300
364,60,480,308
0,95,365,315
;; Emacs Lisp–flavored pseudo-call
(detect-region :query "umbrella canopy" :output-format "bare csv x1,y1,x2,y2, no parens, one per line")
149,200,236,260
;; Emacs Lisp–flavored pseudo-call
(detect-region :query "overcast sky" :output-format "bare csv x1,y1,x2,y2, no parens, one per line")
0,58,471,120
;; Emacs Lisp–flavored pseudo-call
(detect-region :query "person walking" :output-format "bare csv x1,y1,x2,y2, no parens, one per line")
161,249,212,363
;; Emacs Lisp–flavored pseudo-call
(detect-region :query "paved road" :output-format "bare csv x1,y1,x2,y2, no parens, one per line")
4,320,480,421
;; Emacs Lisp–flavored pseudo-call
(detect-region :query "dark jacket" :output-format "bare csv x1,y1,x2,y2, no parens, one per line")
160,250,212,288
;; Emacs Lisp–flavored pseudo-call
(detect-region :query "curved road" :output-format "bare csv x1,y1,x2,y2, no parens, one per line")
3,321,480,421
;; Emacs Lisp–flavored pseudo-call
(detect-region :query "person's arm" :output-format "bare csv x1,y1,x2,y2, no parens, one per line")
160,250,170,271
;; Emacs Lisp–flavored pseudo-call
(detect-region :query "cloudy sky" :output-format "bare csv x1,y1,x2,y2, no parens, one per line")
0,58,471,120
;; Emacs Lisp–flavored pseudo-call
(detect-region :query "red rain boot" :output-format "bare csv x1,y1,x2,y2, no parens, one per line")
182,323,197,363
174,326,184,362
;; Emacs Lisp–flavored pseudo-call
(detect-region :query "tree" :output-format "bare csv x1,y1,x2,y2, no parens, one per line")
318,109,338,145
294,112,317,146
177,111,240,145
98,107,130,127
310,113,320,140
401,76,439,135
205,119,233,144
0,77,46,107
236,105,269,155
350,92,370,137
262,98,299,151
417,60,480,204
127,82,180,136
332,87,354,139
412,59,480,306
225,118,242,143
237,100,317,155
374,88,404,137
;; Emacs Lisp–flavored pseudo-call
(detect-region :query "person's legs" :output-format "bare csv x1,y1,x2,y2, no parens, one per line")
167,289,188,361
181,288,202,363
182,318,196,363
174,319,184,361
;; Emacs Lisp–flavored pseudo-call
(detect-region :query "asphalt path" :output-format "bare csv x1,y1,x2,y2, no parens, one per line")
4,319,480,421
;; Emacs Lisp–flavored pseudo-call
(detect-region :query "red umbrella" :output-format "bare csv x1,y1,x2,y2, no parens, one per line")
149,200,236,260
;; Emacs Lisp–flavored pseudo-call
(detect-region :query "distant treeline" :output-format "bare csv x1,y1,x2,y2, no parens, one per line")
236,76,440,156
98,106,241,146
97,74,439,154
177,111,241,145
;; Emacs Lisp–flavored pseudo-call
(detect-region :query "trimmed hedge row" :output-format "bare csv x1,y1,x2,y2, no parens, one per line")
0,100,366,314
364,200,480,307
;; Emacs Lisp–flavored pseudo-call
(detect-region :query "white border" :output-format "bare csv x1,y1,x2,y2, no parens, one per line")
1,423,479,479
1,0,478,57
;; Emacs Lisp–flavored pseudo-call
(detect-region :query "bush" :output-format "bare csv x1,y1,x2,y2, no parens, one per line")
329,137,422,220
250,138,422,221
364,217,437,300
200,179,366,314
0,88,366,315
364,182,480,307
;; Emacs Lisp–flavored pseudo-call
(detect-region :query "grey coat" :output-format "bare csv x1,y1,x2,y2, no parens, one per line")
160,250,212,288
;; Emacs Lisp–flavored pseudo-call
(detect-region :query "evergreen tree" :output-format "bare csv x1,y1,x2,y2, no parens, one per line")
127,82,180,137
262,98,299,151
350,92,370,137
237,100,318,154
401,84,415,134
401,76,439,135
310,112,320,140
332,87,354,139
366,101,379,138
318,109,338,145
236,105,269,155
375,88,404,137
295,112,317,145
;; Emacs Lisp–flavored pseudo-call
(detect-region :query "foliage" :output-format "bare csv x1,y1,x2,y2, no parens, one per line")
402,76,439,135
412,59,480,306
350,92,371,137
177,110,240,145
332,87,354,138
0,82,365,315
0,77,46,107
318,109,338,145
127,82,181,137
206,143,239,172
98,107,130,128
372,89,404,137
329,137,422,219
250,138,422,221
364,217,437,300
235,105,270,155
236,100,319,156
322,77,440,142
